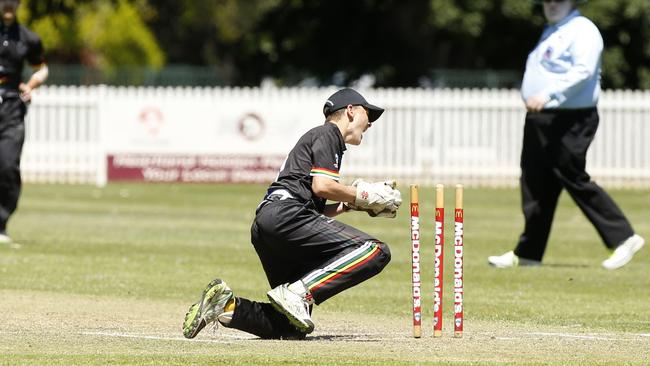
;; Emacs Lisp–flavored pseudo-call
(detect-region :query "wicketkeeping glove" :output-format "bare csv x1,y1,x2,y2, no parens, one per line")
346,179,402,218
365,206,399,218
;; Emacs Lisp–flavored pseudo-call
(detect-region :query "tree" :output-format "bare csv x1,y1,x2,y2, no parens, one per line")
20,0,164,70
582,0,650,89
16,0,650,89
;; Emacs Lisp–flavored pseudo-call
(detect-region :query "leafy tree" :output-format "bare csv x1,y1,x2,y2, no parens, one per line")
19,0,164,70
14,0,650,89
145,0,281,84
582,0,650,89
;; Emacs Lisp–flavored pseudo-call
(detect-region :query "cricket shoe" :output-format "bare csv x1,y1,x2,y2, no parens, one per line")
0,232,11,244
488,251,541,268
267,283,314,333
602,234,645,270
183,278,234,339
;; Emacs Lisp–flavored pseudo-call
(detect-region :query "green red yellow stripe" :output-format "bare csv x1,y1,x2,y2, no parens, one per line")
303,241,381,292
310,167,340,180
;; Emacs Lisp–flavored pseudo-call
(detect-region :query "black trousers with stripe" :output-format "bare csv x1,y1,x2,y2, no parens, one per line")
226,199,391,339
0,98,26,233
514,108,634,261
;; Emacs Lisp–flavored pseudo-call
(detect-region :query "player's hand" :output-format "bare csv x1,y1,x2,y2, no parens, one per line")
366,206,398,218
379,180,402,211
349,179,402,216
525,93,550,112
343,205,397,218
19,83,33,103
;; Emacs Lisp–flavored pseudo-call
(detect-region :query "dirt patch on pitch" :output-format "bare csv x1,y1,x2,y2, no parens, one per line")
1,290,648,364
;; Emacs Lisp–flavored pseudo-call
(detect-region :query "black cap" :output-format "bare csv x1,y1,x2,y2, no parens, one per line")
323,88,385,122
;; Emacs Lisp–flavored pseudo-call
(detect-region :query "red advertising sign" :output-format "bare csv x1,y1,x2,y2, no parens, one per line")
107,154,285,183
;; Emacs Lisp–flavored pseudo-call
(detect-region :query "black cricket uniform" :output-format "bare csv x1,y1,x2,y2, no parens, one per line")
226,122,391,339
0,21,44,234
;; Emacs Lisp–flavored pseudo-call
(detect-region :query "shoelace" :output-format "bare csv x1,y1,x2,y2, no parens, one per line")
208,302,226,334
210,320,220,334
290,297,310,318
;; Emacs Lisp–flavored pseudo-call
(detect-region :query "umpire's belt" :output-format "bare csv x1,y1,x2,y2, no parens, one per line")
257,189,294,210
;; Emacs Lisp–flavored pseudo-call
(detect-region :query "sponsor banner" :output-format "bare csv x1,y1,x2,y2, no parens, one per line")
103,90,322,183
104,91,322,155
107,154,285,183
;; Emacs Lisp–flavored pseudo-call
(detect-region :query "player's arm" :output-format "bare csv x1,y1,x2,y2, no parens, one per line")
322,202,348,218
313,176,402,218
312,176,356,217
20,33,48,102
19,63,48,103
312,176,355,201
24,63,49,90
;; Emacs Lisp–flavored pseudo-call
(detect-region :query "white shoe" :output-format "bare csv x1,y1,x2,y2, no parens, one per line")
267,283,314,333
488,251,541,268
602,234,645,270
0,233,12,244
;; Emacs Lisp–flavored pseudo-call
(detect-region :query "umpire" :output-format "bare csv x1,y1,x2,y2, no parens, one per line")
488,0,644,269
0,0,47,244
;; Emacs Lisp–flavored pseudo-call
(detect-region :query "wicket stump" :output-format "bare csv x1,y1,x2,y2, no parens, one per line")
409,184,464,338
410,185,422,338
454,184,464,338
433,184,445,337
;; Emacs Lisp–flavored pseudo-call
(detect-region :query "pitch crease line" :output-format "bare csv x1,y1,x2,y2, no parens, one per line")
526,332,640,341
81,331,254,343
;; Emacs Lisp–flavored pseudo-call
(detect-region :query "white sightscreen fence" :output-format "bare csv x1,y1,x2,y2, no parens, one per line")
21,86,650,187
22,86,105,185
344,89,526,187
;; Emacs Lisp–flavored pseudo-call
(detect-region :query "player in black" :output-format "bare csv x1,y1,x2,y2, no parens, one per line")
0,0,48,244
183,88,402,339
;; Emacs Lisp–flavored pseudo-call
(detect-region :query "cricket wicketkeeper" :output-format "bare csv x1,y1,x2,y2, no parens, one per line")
183,88,402,339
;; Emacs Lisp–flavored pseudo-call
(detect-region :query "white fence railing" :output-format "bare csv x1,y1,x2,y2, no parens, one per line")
22,86,650,187
23,86,106,185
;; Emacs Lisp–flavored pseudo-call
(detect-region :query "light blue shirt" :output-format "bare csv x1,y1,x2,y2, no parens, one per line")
521,10,603,109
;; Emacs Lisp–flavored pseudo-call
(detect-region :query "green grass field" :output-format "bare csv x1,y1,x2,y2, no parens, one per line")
1,183,648,365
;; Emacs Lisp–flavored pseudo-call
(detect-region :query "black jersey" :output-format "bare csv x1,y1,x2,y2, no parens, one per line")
267,122,346,213
0,22,44,92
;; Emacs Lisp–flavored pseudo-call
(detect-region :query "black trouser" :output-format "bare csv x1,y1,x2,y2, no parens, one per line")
226,198,391,339
0,97,26,233
514,108,634,261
